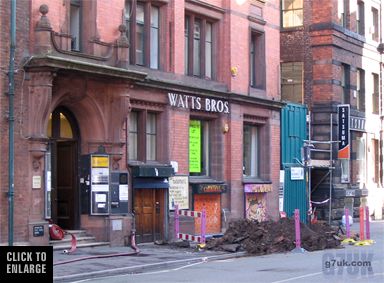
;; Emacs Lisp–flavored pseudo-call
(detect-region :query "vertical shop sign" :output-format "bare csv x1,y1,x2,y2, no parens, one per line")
189,120,201,173
338,105,350,159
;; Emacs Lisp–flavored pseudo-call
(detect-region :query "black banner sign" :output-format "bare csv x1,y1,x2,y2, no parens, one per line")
0,246,53,282
338,105,350,159
193,184,226,194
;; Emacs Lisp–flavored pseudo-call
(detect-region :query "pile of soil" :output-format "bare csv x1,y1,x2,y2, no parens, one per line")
206,218,341,255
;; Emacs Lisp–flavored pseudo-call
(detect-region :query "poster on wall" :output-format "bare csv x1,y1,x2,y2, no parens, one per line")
189,120,201,173
169,175,189,210
290,167,304,180
245,194,267,222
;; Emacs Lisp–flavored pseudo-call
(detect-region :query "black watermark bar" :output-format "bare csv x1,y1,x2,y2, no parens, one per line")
322,251,374,277
0,246,53,282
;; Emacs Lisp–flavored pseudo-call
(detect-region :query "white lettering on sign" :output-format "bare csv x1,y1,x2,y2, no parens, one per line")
168,92,229,113
350,116,366,132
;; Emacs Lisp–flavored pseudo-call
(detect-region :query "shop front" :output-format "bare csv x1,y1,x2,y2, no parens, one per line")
192,183,226,235
131,165,174,243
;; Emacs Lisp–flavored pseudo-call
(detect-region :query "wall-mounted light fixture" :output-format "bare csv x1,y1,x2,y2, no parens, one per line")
230,66,238,77
223,123,229,133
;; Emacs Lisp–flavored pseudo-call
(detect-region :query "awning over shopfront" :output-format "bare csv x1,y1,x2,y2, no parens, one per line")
131,164,174,178
133,178,169,189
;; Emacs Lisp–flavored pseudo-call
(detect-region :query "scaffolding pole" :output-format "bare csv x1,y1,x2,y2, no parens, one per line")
329,114,333,225
305,112,336,225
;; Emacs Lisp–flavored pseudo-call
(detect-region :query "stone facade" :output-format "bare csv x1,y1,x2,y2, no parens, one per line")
0,0,281,245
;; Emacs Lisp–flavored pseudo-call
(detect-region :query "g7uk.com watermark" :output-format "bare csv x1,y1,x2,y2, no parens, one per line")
322,251,374,277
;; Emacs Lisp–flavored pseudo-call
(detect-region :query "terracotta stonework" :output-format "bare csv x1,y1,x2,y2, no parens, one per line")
0,0,282,245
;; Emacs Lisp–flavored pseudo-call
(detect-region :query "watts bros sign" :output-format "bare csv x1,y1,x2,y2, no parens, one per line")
168,92,230,113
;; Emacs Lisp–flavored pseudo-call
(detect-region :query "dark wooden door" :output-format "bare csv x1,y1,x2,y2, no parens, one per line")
134,189,165,243
52,141,78,229
154,189,165,241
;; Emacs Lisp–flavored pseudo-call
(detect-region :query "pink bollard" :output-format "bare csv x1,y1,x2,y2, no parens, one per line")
365,206,370,240
294,209,301,249
175,205,179,239
201,209,206,244
359,206,365,241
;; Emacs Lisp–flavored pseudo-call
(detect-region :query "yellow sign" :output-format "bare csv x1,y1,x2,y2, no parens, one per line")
91,156,109,168
189,120,201,173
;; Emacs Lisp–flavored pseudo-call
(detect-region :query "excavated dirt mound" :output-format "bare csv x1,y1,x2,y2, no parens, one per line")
206,218,341,255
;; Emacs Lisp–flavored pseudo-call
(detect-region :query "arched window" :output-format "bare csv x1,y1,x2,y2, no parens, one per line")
47,110,74,139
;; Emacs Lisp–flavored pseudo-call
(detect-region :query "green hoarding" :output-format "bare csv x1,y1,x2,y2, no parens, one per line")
189,120,201,172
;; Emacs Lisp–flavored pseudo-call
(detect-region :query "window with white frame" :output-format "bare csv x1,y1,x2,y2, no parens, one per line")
337,0,347,28
128,111,138,161
243,124,259,178
281,0,303,28
70,0,81,51
250,31,266,89
128,111,157,162
372,73,379,114
146,113,157,161
356,68,365,112
341,64,350,104
356,136,366,185
371,7,379,42
372,138,379,183
341,159,350,183
357,1,365,35
125,0,160,69
185,15,214,79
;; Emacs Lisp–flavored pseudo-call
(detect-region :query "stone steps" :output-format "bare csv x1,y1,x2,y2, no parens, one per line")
50,230,110,250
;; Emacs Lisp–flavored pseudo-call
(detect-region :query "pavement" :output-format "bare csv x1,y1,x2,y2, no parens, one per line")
53,241,246,282
53,220,384,283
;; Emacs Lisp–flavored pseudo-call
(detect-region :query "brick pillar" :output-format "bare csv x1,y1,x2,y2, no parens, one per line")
28,140,49,245
25,71,53,245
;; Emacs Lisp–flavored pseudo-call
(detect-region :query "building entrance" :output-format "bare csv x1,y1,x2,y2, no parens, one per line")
48,107,79,229
134,188,165,243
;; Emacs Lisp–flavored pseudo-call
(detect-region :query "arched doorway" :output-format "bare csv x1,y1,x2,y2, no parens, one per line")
47,107,80,229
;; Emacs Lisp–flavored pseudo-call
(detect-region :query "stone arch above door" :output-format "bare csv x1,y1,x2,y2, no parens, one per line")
52,75,131,165
27,71,131,167
51,75,131,146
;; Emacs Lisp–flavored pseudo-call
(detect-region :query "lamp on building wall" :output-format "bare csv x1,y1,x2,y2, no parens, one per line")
230,66,238,77
378,42,384,186
223,123,229,133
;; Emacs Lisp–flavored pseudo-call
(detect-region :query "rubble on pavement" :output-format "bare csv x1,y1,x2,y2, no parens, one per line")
206,218,341,255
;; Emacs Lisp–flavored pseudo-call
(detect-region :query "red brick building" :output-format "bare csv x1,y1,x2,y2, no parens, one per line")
0,0,281,246
280,0,384,221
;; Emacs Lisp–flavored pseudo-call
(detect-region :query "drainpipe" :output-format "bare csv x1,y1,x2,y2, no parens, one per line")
7,0,16,246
